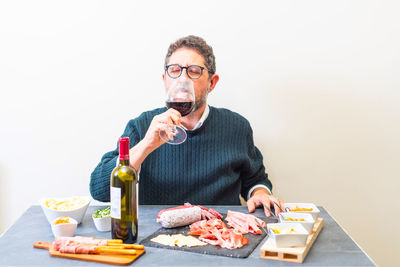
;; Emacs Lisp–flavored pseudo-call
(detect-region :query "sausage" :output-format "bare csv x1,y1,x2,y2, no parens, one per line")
156,203,193,219
157,206,202,228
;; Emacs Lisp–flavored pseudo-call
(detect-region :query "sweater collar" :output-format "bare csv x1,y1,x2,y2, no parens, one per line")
182,105,210,131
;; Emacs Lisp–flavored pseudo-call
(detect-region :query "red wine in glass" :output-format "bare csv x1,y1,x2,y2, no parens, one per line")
160,77,195,145
165,101,194,116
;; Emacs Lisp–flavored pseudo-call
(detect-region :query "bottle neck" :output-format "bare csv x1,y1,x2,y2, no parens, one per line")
119,159,130,166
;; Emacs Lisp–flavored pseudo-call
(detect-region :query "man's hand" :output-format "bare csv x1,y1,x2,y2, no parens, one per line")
143,108,182,150
128,109,181,171
247,187,285,217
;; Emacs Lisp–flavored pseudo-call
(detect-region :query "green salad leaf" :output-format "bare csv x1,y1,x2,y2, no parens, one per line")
93,206,110,218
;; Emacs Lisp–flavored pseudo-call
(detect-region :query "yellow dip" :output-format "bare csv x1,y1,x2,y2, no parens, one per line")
44,197,87,211
54,216,70,225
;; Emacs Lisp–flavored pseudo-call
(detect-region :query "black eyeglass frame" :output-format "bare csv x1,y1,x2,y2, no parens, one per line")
165,64,208,80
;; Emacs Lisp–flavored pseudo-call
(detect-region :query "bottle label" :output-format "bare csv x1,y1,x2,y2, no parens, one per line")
110,186,121,219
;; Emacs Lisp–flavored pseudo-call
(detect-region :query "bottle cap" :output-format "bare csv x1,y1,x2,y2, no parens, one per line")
119,137,130,161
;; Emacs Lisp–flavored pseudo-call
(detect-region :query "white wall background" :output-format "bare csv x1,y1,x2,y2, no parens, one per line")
1,1,399,266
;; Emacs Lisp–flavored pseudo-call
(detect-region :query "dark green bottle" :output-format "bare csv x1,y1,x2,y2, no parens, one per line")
110,137,138,243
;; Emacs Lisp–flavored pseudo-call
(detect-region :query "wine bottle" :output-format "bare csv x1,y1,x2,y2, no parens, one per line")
110,137,138,243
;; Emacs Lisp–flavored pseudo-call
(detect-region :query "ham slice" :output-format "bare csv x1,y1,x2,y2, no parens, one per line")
52,236,106,254
188,210,265,249
54,240,96,254
54,236,107,246
188,219,248,249
196,205,223,220
225,210,266,235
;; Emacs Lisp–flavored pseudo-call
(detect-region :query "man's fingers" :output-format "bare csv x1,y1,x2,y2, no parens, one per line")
279,200,285,212
168,108,181,117
167,108,182,125
155,109,181,125
169,114,181,125
263,201,271,217
247,198,256,213
272,202,280,217
167,130,175,140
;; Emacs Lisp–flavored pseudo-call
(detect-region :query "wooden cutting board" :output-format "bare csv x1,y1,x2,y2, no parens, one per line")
33,241,145,265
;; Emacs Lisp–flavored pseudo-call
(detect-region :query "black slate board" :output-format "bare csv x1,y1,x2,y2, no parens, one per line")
140,215,278,258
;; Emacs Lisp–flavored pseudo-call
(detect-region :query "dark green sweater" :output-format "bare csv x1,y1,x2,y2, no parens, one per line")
90,106,272,205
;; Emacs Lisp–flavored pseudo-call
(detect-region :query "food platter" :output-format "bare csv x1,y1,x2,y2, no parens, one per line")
140,215,277,258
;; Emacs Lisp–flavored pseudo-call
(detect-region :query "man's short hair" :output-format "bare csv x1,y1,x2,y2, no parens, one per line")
165,35,216,77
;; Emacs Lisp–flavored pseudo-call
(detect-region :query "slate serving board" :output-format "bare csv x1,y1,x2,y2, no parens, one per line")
140,215,278,258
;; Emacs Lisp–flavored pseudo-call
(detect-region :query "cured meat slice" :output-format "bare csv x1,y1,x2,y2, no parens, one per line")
189,218,227,234
225,210,265,235
59,243,78,254
188,219,248,249
208,208,223,219
55,236,107,246
52,237,104,254
196,205,223,219
75,244,95,254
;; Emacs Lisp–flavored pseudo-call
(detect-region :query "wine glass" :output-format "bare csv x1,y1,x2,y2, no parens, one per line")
159,77,195,145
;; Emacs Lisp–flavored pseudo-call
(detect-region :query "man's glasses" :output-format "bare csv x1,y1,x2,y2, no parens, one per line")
165,64,208,79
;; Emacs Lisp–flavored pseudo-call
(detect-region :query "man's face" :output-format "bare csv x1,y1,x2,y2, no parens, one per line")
163,47,212,112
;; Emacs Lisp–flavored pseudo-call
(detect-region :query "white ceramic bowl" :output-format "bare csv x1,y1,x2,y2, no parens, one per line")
93,215,111,232
267,223,309,248
278,212,315,234
51,216,77,237
41,196,90,224
283,203,320,221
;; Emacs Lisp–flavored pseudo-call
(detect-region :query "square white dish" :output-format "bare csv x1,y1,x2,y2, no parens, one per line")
267,223,309,248
278,212,315,234
283,203,320,220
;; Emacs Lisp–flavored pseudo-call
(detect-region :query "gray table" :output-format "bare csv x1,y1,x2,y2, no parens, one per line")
0,205,374,266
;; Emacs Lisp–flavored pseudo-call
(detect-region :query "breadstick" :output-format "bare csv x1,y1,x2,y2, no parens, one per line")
93,239,123,244
95,247,137,255
106,239,123,244
92,238,123,244
107,243,144,250
95,245,125,249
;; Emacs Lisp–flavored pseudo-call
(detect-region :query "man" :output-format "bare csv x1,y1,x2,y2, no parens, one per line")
90,35,283,217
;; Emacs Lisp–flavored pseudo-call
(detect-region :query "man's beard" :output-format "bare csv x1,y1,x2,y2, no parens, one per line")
193,85,209,112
